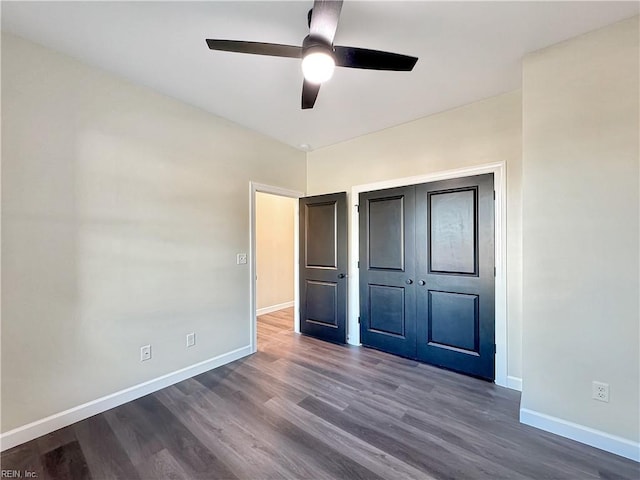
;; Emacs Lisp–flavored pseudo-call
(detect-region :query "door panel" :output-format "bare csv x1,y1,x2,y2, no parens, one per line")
429,189,477,274
428,291,479,353
305,202,337,268
369,285,405,336
416,174,495,380
368,196,405,270
359,187,416,358
304,280,338,327
299,193,347,344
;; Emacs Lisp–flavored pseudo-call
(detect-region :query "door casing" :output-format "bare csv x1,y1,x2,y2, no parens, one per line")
348,162,508,387
249,182,304,353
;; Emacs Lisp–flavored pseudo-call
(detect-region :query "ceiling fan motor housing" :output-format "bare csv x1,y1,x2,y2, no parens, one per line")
302,35,335,59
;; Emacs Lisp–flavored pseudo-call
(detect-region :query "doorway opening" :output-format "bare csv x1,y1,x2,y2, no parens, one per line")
249,183,303,353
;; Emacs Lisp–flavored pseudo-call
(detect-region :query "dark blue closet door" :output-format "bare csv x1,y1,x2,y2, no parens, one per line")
415,174,495,380
359,186,417,358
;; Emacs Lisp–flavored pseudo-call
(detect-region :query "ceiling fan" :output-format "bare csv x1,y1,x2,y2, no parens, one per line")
205,0,418,109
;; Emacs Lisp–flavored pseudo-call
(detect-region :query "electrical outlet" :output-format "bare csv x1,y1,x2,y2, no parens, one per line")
592,381,609,402
186,332,196,348
140,344,151,362
237,253,247,265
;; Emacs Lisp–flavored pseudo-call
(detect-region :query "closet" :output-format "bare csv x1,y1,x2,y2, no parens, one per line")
359,174,495,380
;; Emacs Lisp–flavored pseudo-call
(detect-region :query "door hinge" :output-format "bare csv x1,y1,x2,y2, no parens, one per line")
357,261,360,268
356,204,359,212
494,266,496,277
494,344,497,354
358,316,361,324
493,190,496,200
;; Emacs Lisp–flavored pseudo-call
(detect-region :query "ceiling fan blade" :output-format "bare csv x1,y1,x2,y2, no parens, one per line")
206,39,302,58
334,46,418,71
309,0,343,44
302,80,321,109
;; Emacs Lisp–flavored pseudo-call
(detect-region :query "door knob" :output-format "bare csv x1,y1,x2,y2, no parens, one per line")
406,279,413,285
418,280,426,286
338,273,346,279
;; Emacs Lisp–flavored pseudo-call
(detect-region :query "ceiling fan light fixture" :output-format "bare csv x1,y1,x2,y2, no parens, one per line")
206,0,418,109
301,49,335,84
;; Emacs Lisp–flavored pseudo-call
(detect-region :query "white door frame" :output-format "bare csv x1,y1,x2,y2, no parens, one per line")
348,162,508,387
249,182,304,353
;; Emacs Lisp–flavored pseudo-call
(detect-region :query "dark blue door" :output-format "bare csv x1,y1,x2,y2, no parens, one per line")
415,174,495,380
359,187,417,358
299,192,348,344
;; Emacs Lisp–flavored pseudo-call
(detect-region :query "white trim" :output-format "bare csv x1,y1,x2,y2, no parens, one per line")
0,345,252,452
250,182,304,353
507,376,523,391
257,301,295,316
348,162,510,388
520,408,640,462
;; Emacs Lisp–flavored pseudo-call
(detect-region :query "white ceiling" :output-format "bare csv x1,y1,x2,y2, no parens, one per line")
2,1,638,150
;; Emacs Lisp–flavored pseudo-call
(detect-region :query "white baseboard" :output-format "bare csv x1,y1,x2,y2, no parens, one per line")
257,301,294,316
506,376,522,391
0,345,253,452
520,408,640,462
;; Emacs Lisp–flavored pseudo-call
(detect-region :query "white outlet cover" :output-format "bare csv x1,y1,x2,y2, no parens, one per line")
186,332,196,347
237,253,247,265
592,381,609,402
140,344,151,362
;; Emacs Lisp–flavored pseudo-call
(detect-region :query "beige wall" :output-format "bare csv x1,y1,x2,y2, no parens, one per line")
256,193,295,311
521,17,639,442
307,90,523,380
1,33,306,432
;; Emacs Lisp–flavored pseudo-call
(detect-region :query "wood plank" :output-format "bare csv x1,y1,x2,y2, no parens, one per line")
41,440,91,480
132,394,238,479
157,386,324,479
73,413,140,479
0,440,44,479
265,396,434,480
207,388,385,480
136,449,192,480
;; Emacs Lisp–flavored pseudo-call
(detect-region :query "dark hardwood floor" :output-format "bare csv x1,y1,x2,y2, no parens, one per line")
2,307,638,479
